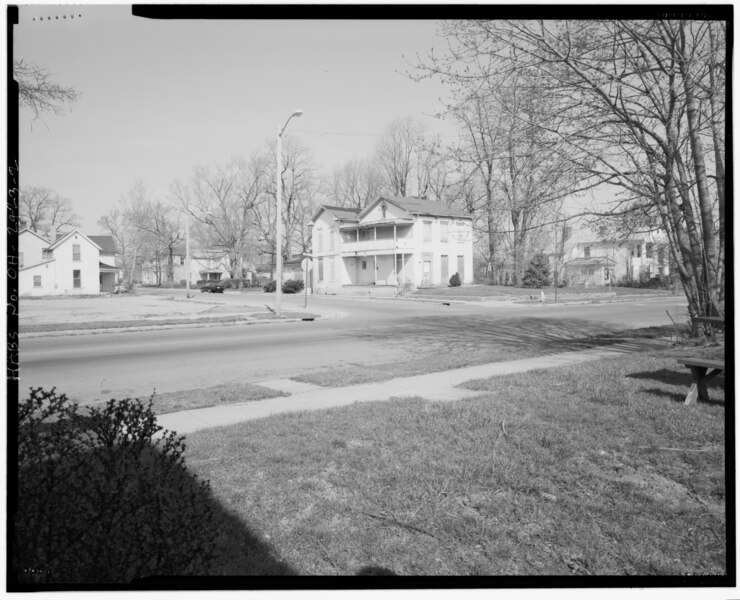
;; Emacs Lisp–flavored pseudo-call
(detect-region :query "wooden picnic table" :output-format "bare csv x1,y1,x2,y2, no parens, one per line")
677,357,725,405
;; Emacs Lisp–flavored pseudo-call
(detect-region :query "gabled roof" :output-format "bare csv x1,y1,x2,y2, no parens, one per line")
19,259,55,271
19,228,50,244
88,235,118,254
361,196,471,220
311,205,361,223
47,229,101,251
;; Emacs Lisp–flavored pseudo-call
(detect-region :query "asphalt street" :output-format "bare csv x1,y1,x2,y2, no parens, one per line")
19,293,681,402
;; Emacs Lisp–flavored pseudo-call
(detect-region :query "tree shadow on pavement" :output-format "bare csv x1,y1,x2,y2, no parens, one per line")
355,315,671,356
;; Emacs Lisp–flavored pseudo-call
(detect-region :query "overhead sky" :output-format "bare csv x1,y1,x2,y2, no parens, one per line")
13,5,459,233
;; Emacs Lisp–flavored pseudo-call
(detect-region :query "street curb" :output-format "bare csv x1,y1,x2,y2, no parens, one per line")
20,316,321,338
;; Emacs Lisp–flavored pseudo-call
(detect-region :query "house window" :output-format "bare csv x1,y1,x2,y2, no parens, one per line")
73,244,81,261
645,243,653,258
19,252,24,268
423,221,432,242
637,244,642,258
440,221,449,243
33,275,41,287
329,229,335,252
180,256,185,265
318,258,324,282
42,249,52,260
583,246,590,259
316,229,323,252
73,269,81,288
361,260,367,270
329,259,335,282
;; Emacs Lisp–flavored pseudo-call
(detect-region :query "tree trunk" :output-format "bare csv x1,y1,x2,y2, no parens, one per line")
678,23,720,317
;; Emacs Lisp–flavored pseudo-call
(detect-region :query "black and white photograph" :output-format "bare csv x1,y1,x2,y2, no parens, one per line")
7,2,732,594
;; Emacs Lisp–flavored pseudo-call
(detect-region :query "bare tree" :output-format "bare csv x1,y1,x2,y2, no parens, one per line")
374,115,427,196
14,60,79,119
256,136,322,268
416,18,726,316
326,158,385,209
172,155,268,285
19,186,80,239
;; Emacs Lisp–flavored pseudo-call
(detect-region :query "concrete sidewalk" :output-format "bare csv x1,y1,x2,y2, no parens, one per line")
156,337,670,435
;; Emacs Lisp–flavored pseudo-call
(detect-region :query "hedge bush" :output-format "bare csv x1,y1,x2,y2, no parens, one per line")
263,279,304,294
282,279,304,294
14,388,218,585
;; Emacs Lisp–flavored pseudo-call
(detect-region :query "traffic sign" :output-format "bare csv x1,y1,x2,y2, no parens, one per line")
301,258,313,271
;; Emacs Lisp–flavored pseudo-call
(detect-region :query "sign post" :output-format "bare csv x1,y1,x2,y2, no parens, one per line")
301,257,313,309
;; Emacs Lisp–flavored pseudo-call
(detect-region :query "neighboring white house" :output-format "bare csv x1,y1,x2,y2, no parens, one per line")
18,229,118,296
310,196,474,293
139,247,255,285
542,223,671,287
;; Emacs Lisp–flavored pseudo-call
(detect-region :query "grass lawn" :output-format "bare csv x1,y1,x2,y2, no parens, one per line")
414,284,677,298
84,382,289,415
181,344,726,576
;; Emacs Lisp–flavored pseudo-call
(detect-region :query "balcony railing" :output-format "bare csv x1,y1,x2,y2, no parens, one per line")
340,238,414,254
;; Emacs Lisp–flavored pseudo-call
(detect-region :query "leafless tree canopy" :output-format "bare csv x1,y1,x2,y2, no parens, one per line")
20,187,80,238
414,19,726,316
14,59,79,119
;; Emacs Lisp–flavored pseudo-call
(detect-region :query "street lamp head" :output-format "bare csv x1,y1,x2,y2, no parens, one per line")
292,109,304,117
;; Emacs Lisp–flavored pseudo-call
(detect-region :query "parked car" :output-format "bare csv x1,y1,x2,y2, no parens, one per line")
200,282,225,293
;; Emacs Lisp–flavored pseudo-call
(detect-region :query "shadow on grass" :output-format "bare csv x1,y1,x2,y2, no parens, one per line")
627,368,725,389
627,369,726,406
639,388,727,405
12,396,297,590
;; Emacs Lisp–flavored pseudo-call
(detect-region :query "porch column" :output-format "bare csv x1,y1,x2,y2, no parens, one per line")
356,229,359,243
374,255,377,285
393,252,397,285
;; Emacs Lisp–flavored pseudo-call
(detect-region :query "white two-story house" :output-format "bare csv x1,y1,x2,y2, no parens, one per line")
310,196,474,293
18,229,113,296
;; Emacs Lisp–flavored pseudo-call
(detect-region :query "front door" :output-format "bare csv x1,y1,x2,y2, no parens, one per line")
422,253,433,285
441,255,449,284
457,255,465,283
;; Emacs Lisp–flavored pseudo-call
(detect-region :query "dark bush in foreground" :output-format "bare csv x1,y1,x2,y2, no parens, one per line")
14,388,218,585
449,272,461,287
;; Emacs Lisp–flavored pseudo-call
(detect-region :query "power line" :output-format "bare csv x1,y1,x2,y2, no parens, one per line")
292,128,459,139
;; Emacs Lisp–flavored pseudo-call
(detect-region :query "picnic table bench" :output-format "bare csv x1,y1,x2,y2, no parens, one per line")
676,357,725,405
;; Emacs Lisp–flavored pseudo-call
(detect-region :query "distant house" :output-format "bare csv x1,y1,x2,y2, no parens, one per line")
310,196,474,293
18,229,121,296
543,224,670,287
139,247,255,285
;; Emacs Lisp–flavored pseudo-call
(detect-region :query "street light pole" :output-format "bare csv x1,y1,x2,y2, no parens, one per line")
276,109,303,317
185,211,191,298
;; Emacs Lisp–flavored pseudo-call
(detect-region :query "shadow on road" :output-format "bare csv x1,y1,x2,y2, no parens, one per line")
354,315,671,355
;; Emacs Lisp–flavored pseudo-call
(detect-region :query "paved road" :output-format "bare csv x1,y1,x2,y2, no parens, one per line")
19,293,681,402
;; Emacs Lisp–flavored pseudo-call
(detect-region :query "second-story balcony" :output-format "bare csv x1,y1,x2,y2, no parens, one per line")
340,237,414,255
